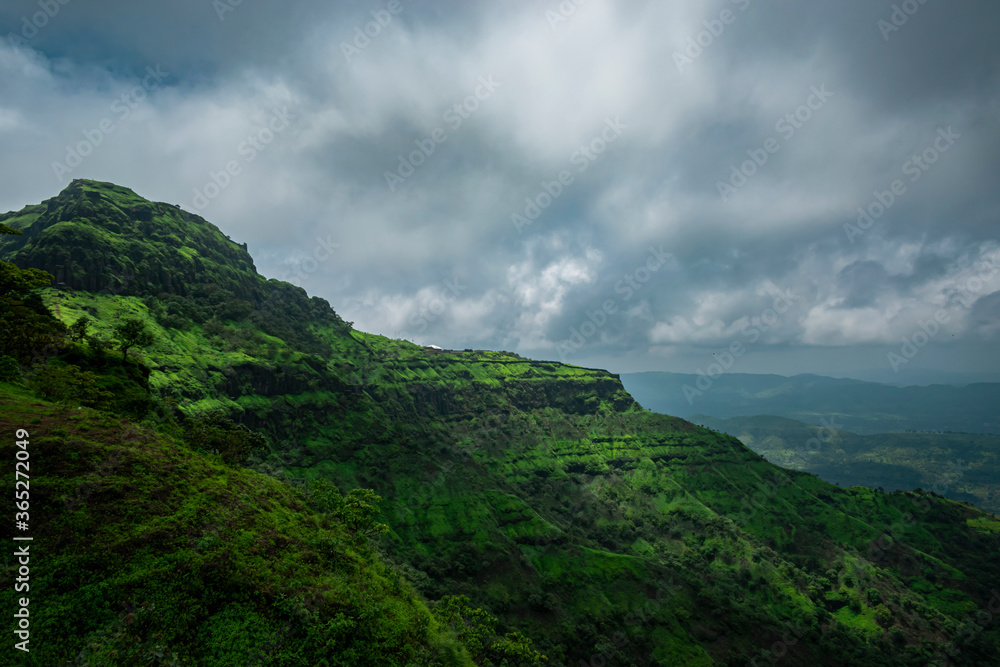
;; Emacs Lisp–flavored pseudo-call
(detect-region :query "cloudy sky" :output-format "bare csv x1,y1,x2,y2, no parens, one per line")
2,0,999,383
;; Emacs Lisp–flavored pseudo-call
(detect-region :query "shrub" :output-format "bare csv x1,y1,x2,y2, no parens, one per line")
0,355,20,382
185,411,268,465
27,363,111,406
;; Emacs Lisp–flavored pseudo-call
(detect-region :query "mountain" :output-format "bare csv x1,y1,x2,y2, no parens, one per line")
621,371,1000,435
2,180,1000,665
690,414,1000,516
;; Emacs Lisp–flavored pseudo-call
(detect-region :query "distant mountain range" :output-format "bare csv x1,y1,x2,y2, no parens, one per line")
620,371,1000,435
689,413,1000,517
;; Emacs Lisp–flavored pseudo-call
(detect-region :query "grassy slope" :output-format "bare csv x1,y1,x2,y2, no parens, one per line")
0,383,473,666
3,180,1000,665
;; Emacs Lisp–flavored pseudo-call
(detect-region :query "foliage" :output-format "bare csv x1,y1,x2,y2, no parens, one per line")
68,315,91,342
303,477,344,514
433,595,547,665
0,261,51,299
0,386,474,666
26,363,112,407
0,354,20,382
0,260,64,363
112,316,156,364
335,488,389,536
185,411,269,465
0,221,22,235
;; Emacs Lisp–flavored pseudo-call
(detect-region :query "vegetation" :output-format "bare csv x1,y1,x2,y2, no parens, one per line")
112,316,156,364
1,180,999,665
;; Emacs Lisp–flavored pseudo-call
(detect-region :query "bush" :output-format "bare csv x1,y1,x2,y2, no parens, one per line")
27,363,112,406
0,355,20,382
185,412,268,465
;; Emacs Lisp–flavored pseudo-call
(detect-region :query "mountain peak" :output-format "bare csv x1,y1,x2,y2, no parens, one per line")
0,180,259,299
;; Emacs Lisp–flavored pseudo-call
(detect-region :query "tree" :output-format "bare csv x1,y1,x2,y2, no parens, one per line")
68,315,91,342
875,603,893,627
112,317,155,364
185,412,268,466
0,261,51,300
303,478,344,514
0,262,64,363
334,488,389,537
0,355,20,382
27,363,112,407
433,595,547,665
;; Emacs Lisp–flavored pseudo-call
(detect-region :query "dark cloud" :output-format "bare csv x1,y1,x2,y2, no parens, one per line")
1,0,998,379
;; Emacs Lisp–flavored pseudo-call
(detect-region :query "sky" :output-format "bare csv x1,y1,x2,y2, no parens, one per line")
1,0,999,384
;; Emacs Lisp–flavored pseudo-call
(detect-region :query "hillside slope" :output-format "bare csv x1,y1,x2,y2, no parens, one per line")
0,384,475,666
3,180,1000,665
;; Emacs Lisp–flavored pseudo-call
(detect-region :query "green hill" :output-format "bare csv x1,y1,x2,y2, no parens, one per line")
2,180,1000,665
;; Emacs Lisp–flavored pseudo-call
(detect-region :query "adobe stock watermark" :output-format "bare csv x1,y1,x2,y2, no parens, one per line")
340,0,413,63
717,85,833,202
681,287,795,405
51,65,170,181
844,126,960,243
212,0,245,22
275,236,341,287
555,245,671,360
877,0,933,41
545,0,589,32
384,75,502,193
887,252,998,372
190,106,294,211
407,274,467,335
5,0,72,52
673,0,752,73
511,116,627,234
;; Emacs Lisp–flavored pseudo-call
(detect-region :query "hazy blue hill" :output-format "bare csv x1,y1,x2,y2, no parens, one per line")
621,371,1000,434
692,413,1000,516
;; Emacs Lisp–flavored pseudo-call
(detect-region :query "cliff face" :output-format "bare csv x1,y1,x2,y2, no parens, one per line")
4,180,1000,666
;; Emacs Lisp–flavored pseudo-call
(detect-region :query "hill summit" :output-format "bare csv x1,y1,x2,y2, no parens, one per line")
1,179,262,299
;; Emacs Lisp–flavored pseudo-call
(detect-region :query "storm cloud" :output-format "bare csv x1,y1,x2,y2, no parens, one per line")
2,0,998,382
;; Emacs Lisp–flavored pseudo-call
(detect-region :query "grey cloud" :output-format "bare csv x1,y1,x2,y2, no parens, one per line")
1,0,998,379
